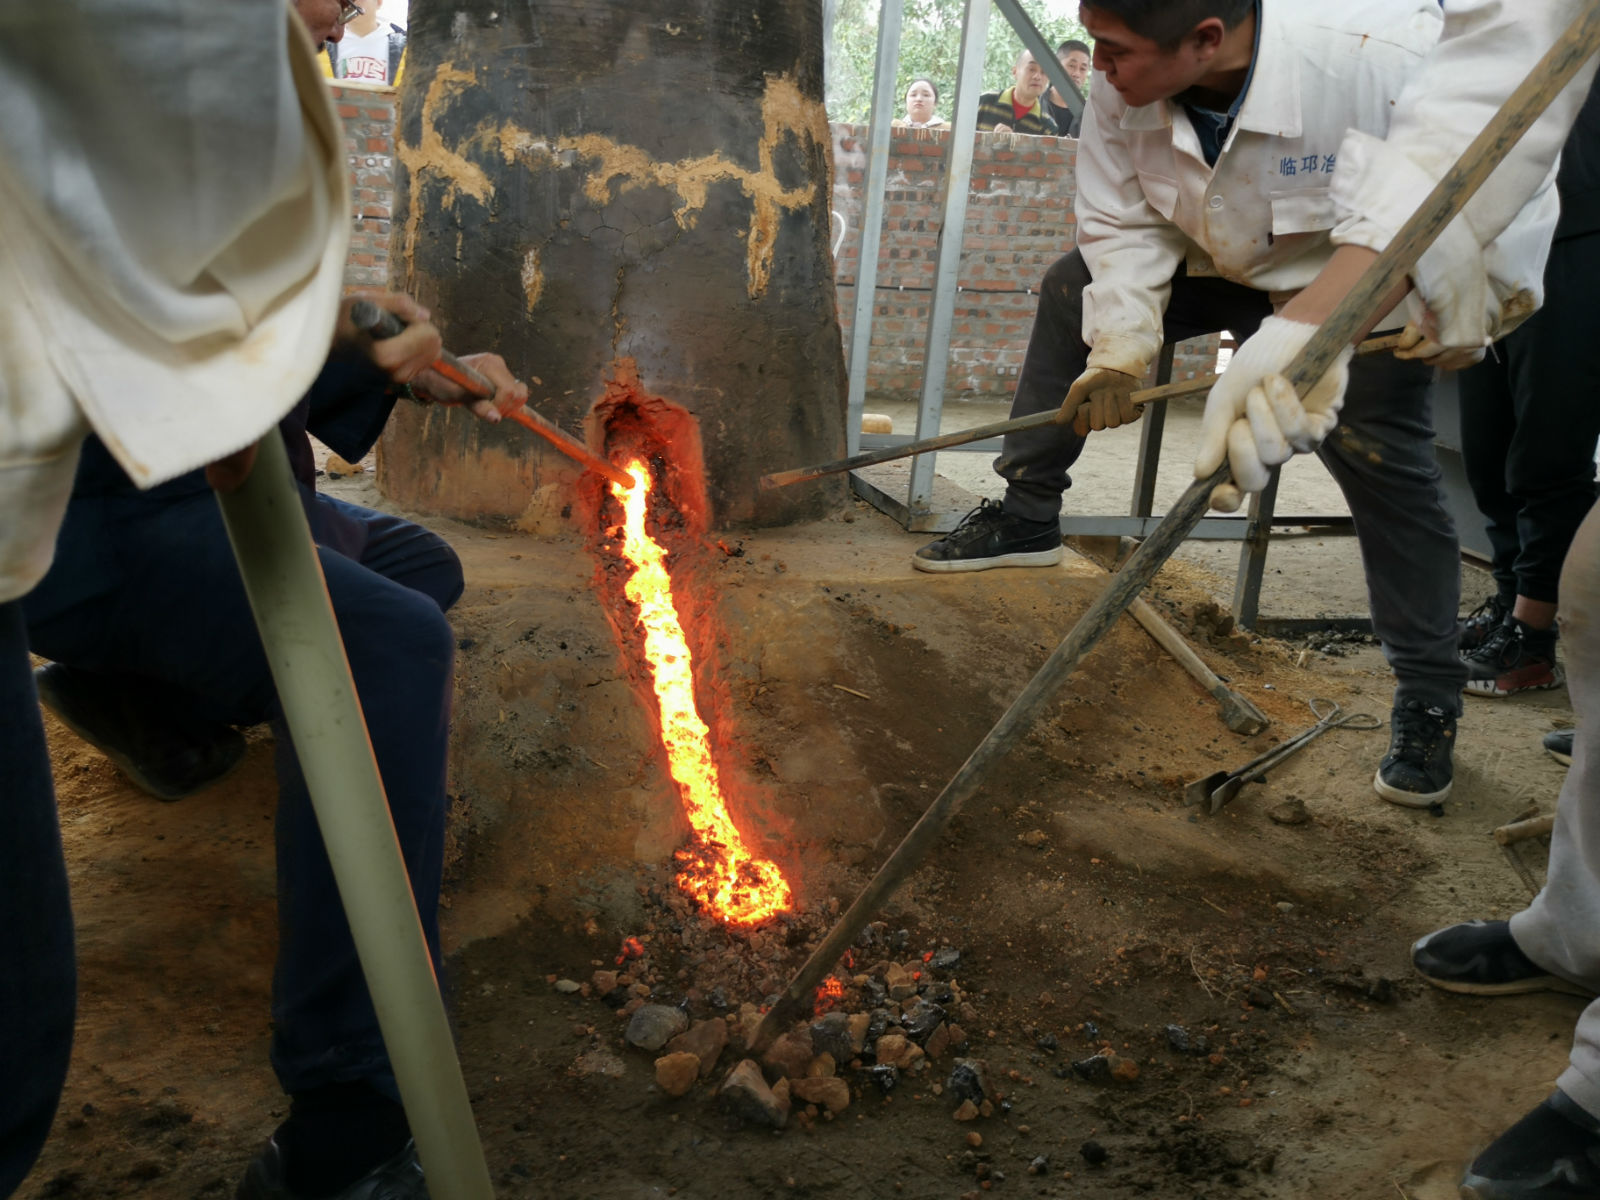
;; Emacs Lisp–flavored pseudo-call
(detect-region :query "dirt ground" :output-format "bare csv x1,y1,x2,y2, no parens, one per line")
20,459,1581,1200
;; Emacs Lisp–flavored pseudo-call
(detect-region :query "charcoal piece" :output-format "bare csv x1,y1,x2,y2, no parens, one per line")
889,929,911,952
1082,1020,1100,1041
900,998,946,1043
1081,1140,1109,1166
1071,1054,1112,1082
809,1012,855,1063
860,978,888,1007
1035,1031,1058,1053
931,946,962,972
1165,1024,1209,1055
870,1064,899,1093
946,1059,989,1104
865,1009,891,1049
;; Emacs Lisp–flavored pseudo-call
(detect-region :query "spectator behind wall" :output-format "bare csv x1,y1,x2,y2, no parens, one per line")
977,49,1055,135
1046,39,1090,137
893,78,950,130
328,0,405,84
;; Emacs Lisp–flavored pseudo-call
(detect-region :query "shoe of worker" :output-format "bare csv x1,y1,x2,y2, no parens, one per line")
1459,594,1512,653
1464,619,1564,698
912,499,1063,573
1460,1091,1600,1200
1411,920,1595,998
1545,729,1575,766
34,662,246,801
236,1138,427,1200
1373,699,1455,808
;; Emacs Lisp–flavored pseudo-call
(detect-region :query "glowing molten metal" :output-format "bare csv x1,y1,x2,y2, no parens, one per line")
611,458,792,925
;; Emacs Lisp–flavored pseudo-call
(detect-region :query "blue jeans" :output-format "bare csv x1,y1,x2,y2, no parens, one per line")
0,601,75,1198
24,486,461,1101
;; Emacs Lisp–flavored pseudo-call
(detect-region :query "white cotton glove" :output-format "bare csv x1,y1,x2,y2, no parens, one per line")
1194,316,1354,513
1393,320,1486,371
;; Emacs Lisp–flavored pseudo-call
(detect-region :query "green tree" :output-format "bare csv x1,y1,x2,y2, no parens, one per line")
825,0,1090,125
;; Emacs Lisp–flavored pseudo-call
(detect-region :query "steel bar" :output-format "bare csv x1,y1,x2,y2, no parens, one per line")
906,0,991,514
752,10,1600,1049
844,0,906,458
215,433,491,1198
760,335,1403,490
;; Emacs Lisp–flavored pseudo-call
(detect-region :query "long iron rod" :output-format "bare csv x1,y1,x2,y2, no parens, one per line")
753,7,1600,1050
761,334,1402,491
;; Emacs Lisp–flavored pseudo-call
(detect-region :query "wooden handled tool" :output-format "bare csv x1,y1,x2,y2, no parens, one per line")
759,334,1403,491
1128,598,1269,735
750,6,1600,1054
348,300,635,490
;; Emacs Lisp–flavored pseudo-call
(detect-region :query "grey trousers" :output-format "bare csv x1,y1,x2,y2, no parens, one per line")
1510,497,1600,1119
997,250,1465,711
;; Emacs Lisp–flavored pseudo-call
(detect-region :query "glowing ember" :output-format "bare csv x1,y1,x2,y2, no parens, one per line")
611,458,793,925
815,975,845,1011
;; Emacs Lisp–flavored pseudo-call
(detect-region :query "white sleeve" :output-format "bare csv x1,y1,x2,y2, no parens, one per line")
1330,0,1593,346
1074,87,1190,374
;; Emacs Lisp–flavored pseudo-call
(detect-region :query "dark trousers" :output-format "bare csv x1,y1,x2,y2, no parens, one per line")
1458,230,1600,606
997,249,1465,711
0,602,75,1199
23,487,461,1102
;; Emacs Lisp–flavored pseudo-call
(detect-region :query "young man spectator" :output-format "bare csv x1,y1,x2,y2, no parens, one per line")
976,48,1055,135
1452,82,1600,698
328,0,406,85
1045,38,1091,137
912,0,1556,811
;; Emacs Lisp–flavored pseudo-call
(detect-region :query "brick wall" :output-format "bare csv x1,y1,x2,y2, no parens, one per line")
831,122,1220,403
333,82,396,291
328,98,1218,401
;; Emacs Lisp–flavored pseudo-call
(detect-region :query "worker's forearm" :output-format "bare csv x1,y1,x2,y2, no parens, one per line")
1280,245,1409,342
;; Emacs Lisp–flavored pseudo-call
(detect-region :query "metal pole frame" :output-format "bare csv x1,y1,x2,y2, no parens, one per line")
906,0,990,517
844,0,906,457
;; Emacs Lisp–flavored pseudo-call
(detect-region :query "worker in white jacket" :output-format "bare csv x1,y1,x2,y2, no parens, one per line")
0,5,348,1197
915,0,1557,811
1214,3,1600,1196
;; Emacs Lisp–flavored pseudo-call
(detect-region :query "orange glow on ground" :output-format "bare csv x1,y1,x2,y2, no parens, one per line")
611,458,793,925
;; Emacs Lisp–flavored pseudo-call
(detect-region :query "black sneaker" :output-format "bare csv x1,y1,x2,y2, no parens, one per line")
1465,620,1564,698
1460,1091,1600,1199
1373,699,1456,808
237,1138,428,1200
1460,594,1512,653
1412,920,1595,998
35,663,246,801
912,499,1063,574
1545,730,1575,766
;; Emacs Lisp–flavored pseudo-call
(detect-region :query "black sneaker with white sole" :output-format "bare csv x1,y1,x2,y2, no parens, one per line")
1373,699,1456,808
1412,920,1595,998
912,499,1063,574
1459,594,1512,653
1461,1090,1600,1200
1545,729,1575,766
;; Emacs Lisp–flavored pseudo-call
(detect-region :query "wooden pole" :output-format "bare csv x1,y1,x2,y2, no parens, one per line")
751,7,1600,1052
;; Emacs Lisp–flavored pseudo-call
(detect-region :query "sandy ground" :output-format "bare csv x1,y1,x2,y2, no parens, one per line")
18,442,1576,1200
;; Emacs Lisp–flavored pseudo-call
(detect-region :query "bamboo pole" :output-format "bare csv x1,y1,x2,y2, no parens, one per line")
215,433,492,1198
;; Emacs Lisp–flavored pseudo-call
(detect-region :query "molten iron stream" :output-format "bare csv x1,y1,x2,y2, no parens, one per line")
611,459,792,925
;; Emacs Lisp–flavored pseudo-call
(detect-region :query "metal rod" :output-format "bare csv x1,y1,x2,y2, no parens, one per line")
845,0,905,457
907,0,990,514
760,334,1403,490
752,10,1600,1048
214,433,491,1198
348,298,632,489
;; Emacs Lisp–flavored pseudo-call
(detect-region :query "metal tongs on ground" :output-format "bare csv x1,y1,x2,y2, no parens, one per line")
1185,698,1381,815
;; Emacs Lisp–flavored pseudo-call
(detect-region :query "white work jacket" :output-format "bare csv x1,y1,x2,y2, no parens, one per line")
1076,0,1555,372
0,5,348,603
1332,0,1597,348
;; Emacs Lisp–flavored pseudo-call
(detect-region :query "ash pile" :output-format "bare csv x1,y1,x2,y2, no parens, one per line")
552,885,1008,1132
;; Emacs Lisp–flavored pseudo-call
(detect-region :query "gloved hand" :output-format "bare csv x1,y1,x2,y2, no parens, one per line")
1393,320,1486,371
1194,316,1354,512
1061,367,1143,437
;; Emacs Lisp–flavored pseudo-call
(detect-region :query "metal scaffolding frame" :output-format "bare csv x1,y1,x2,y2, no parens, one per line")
838,0,1360,633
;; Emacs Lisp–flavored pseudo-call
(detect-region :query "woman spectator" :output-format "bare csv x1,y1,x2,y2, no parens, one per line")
893,78,948,130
